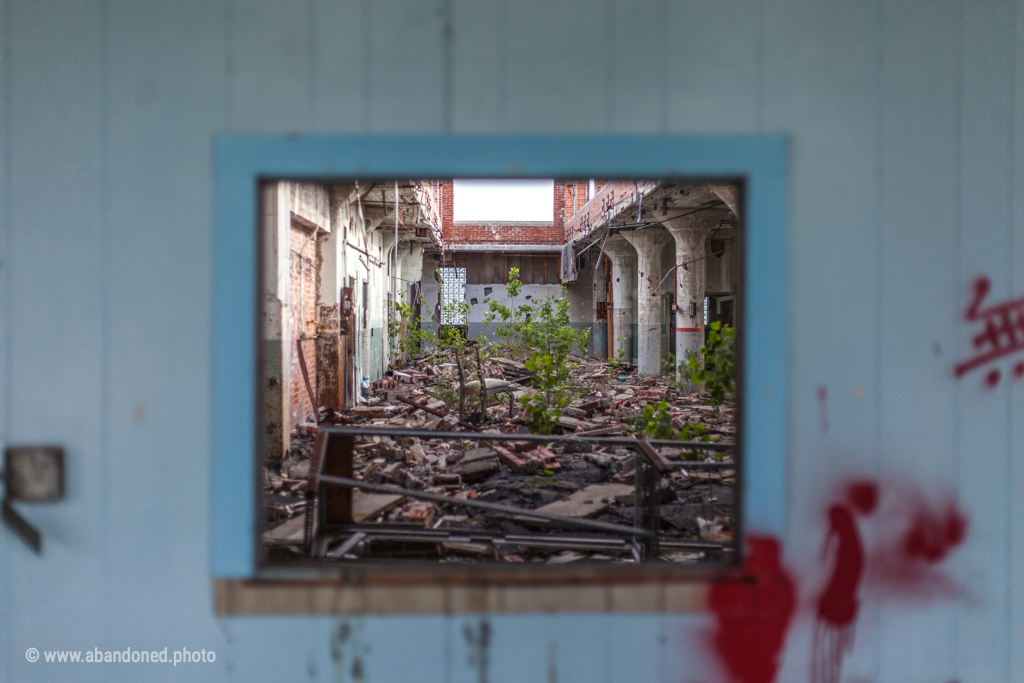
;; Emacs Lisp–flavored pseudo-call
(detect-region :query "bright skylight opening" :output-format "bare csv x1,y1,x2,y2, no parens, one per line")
453,179,554,222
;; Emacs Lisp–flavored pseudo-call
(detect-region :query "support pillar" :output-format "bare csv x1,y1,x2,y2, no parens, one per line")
399,242,424,362
621,227,672,376
261,182,293,459
604,236,635,366
592,254,609,359
663,214,718,384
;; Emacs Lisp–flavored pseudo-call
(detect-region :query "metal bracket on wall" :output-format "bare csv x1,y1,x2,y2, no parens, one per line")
1,446,66,554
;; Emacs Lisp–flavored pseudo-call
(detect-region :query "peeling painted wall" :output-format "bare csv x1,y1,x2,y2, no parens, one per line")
1,2,1023,683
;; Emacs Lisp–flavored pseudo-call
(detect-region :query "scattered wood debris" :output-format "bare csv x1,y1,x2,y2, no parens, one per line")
262,347,736,565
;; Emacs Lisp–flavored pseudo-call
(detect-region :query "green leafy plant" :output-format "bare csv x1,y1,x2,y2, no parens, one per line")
483,268,589,362
424,373,460,407
388,293,437,362
519,355,566,435
638,401,676,440
625,401,712,459
526,467,556,504
481,267,590,434
679,322,736,407
607,339,632,374
677,420,711,460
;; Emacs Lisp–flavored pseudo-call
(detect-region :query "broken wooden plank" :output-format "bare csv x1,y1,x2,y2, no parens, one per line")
633,438,674,475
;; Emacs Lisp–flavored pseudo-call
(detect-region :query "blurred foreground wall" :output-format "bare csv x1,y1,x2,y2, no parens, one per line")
1,1,1022,681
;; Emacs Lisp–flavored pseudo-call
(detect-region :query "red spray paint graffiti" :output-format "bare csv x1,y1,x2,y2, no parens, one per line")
708,536,796,683
703,480,968,683
867,488,969,601
811,481,877,683
809,479,969,683
954,276,1024,387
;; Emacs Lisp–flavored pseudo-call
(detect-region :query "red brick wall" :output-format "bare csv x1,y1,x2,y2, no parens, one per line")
441,180,567,245
563,181,591,222
289,222,318,430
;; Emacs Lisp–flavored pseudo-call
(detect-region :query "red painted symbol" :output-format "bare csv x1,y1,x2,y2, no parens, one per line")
954,276,1024,387
708,536,796,683
812,481,877,683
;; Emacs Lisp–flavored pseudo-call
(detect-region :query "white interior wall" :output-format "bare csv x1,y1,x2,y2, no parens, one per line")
0,2,1022,682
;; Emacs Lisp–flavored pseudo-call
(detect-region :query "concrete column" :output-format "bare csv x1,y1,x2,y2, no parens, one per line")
382,232,398,372
399,243,424,362
663,213,719,377
620,227,672,376
604,236,636,366
261,182,294,458
592,254,609,358
315,188,353,413
400,242,424,289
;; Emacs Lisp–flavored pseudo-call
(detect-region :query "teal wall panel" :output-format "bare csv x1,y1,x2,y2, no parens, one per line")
1,2,1022,682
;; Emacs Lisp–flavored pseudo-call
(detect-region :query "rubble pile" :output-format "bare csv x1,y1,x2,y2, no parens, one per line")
263,349,736,566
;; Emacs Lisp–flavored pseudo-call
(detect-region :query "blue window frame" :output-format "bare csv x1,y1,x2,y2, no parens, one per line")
213,135,788,578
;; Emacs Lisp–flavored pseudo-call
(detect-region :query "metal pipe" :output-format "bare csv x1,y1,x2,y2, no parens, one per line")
316,474,657,537
651,247,732,297
319,425,736,456
325,524,728,552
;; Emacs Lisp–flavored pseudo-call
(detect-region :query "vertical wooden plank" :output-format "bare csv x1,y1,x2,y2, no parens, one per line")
310,0,366,132
0,1,9,677
451,0,503,132
102,0,230,652
1012,4,1024,677
760,2,883,679
321,433,355,526
227,0,310,132
954,3,1015,680
364,0,446,132
500,0,612,133
4,1,107,677
609,0,668,132
482,252,493,284
877,2,962,680
666,0,762,133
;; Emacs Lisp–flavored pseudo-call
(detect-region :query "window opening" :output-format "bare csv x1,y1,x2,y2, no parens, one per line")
255,177,743,576
438,266,467,325
453,179,555,223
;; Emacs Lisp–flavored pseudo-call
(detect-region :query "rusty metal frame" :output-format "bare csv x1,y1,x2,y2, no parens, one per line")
282,426,734,572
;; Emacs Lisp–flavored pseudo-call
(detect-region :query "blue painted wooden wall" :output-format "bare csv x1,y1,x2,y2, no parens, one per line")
1,1,1022,682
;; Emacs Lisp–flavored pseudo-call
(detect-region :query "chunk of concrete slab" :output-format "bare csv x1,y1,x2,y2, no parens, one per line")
352,492,405,522
523,482,635,522
263,514,306,545
452,449,499,482
558,415,597,431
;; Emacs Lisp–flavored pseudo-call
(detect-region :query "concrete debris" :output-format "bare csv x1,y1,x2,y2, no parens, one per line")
353,492,405,522
261,347,736,565
523,483,635,521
